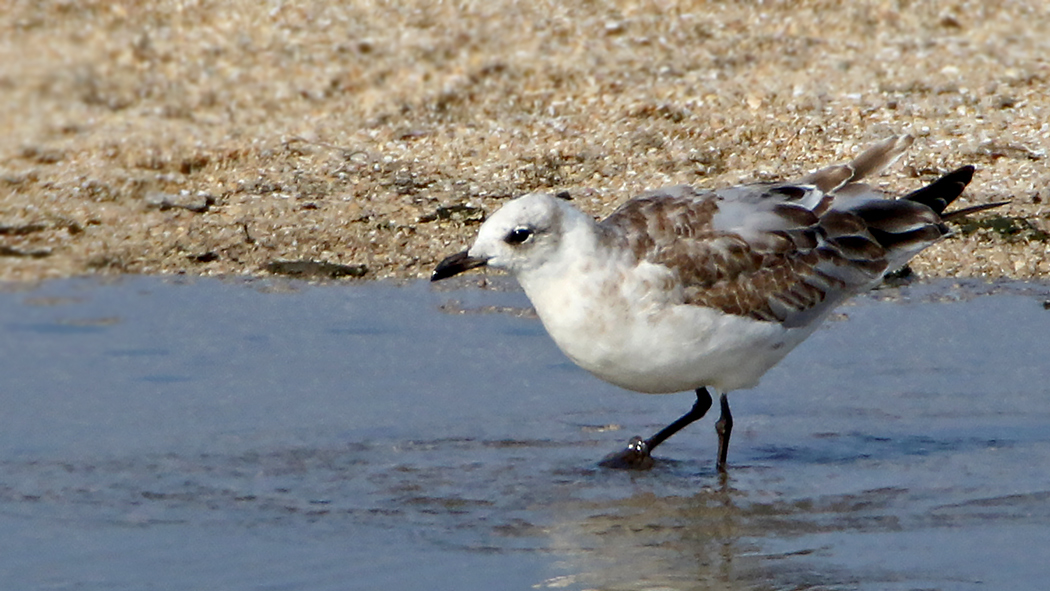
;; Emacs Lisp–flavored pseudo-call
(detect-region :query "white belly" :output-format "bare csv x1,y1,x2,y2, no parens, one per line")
552,301,811,393
522,264,820,394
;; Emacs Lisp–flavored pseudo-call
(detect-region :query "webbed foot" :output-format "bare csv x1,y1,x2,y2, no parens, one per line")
598,436,655,470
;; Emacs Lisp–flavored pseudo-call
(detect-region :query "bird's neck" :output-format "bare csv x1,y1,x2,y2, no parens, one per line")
515,213,618,342
518,211,600,293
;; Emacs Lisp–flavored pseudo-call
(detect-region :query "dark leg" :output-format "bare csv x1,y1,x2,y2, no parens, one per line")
714,392,733,472
646,387,714,452
599,387,714,470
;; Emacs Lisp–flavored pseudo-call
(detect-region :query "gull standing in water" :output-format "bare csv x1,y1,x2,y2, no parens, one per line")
432,135,1003,471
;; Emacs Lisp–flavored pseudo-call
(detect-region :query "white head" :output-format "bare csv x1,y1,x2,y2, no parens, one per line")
432,192,590,281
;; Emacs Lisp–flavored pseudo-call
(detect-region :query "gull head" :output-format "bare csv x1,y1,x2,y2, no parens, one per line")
432,192,579,281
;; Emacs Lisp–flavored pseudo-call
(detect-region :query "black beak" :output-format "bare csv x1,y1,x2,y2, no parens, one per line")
431,250,489,282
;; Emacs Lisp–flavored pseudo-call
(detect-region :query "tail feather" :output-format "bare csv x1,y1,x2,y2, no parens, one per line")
846,134,915,183
800,135,915,193
821,162,1003,272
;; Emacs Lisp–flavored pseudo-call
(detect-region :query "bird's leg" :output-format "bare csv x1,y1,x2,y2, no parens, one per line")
714,392,733,472
646,387,714,452
599,387,714,470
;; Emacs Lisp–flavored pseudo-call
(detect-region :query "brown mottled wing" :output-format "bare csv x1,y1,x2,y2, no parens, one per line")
599,158,975,327
600,184,865,327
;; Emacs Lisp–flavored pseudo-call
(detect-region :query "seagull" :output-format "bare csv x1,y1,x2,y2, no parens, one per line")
432,135,1003,471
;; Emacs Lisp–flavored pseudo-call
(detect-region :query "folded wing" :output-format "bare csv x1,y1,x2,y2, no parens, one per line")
599,136,984,327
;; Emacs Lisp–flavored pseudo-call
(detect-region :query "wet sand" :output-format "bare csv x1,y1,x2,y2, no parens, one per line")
1,0,1048,283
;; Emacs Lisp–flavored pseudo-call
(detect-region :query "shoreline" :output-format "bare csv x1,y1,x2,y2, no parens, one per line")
2,1,1048,284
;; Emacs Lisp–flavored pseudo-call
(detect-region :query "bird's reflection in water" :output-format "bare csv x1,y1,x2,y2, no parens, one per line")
533,469,909,590
536,474,751,590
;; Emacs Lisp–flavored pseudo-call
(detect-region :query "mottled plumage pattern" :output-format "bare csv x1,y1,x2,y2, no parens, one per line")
431,134,1000,470
598,138,973,328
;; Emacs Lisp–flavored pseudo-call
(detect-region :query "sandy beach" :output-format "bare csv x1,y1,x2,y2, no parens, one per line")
1,0,1048,283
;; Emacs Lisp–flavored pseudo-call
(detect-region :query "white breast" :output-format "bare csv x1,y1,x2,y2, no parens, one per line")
521,256,817,394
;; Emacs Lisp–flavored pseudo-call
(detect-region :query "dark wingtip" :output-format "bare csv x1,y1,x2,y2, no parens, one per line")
903,165,977,214
904,165,1008,221
952,164,976,184
431,250,488,282
940,199,1011,221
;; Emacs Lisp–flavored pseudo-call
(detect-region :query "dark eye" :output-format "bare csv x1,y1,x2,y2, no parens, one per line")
504,226,534,245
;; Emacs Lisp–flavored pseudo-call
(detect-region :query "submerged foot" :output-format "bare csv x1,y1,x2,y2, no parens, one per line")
598,436,656,470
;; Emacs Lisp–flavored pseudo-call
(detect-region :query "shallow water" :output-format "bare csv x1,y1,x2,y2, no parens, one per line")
1,276,1049,590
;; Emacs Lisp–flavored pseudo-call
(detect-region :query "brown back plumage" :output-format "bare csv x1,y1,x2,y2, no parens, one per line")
599,136,997,327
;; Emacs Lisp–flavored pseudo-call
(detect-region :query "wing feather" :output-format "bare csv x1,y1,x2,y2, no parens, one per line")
598,136,983,327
